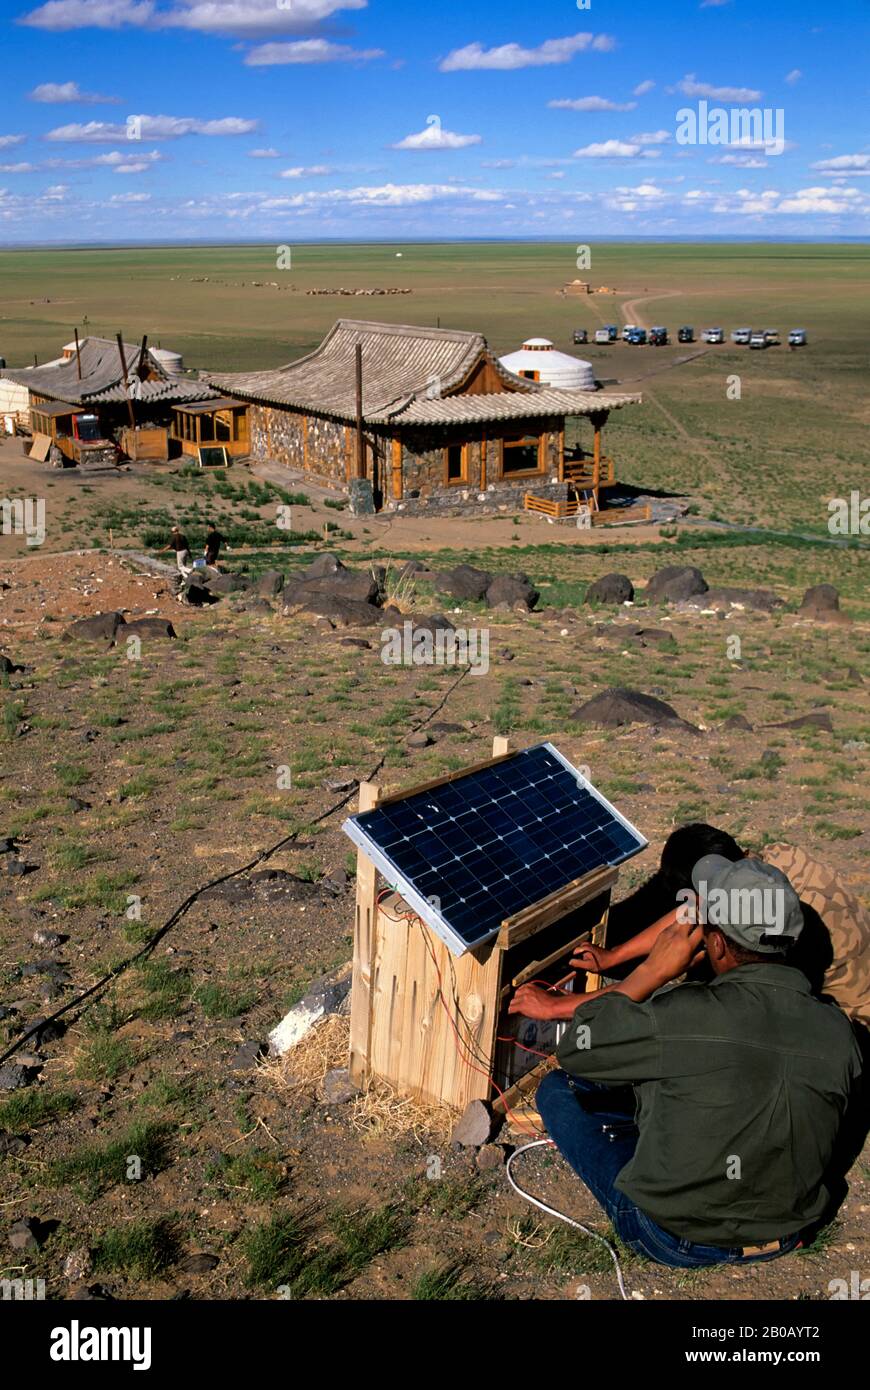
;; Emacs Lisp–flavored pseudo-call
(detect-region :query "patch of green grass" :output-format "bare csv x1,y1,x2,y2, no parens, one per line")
413,1259,494,1300
206,1151,285,1200
813,820,862,841
195,982,258,1019
243,1213,313,1290
48,1121,172,1198
92,1218,180,1280
75,1031,137,1082
136,959,192,1021
0,1087,78,1131
55,762,90,788
427,1173,489,1219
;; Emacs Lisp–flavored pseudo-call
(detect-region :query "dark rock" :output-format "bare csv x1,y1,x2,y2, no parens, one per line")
0,1065,36,1091
337,637,370,649
441,564,493,602
585,573,634,605
629,627,677,650
231,1039,267,1071
428,722,466,735
63,1249,93,1282
411,613,456,636
764,711,834,732
27,1014,66,1044
63,612,126,644
681,586,783,613
721,714,753,731
0,654,24,674
8,1218,43,1252
304,553,343,579
406,731,433,748
476,1143,507,1172
70,1284,114,1301
2,857,29,877
571,687,701,734
179,1253,219,1275
204,572,249,596
123,618,177,640
451,1099,492,1148
320,1067,357,1105
235,597,275,616
798,584,850,624
644,566,708,604
0,1132,28,1156
486,574,539,611
256,570,285,597
66,796,91,812
287,595,383,628
285,569,380,607
323,777,357,794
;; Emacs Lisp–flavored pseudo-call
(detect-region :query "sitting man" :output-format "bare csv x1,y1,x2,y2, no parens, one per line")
509,855,863,1268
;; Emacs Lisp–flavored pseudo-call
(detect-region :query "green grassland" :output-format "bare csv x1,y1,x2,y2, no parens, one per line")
1,240,867,534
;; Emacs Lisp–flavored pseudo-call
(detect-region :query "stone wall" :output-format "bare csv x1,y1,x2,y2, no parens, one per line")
248,405,347,485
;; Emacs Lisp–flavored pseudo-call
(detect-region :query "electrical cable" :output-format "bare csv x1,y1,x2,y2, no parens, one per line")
505,1139,629,1301
0,664,472,1066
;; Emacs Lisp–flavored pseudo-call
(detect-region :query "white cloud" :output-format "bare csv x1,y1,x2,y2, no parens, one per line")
633,79,655,96
392,123,482,151
280,165,334,178
631,129,670,145
20,0,368,38
248,147,280,158
673,73,763,102
785,69,802,84
29,81,118,103
45,115,257,142
574,140,658,159
439,33,615,72
109,191,151,202
0,163,36,173
230,182,504,212
811,154,870,176
700,0,731,8
710,153,768,168
549,96,636,112
0,135,26,148
244,39,383,66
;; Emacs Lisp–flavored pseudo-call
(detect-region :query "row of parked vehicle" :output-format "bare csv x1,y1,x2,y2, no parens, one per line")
573,326,808,348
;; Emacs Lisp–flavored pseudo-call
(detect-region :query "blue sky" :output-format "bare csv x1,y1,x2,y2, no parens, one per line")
1,0,868,242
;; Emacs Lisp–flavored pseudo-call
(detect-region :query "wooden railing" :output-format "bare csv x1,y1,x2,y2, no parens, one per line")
562,454,616,489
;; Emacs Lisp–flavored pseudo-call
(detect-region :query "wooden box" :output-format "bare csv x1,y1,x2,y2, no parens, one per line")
348,740,615,1113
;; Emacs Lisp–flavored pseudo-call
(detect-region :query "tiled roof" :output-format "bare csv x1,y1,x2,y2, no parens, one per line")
370,388,640,426
4,336,217,407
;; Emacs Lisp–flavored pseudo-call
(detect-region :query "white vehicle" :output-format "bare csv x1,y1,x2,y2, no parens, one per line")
702,327,724,344
731,328,751,345
594,328,611,344
788,328,808,347
749,330,767,349
622,324,638,341
763,329,780,347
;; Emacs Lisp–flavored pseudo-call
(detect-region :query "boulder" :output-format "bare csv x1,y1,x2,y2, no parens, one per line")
123,618,177,640
286,595,383,628
204,572,249,596
320,1068,357,1105
304,553,343,578
585,573,634,605
441,564,493,602
644,566,708,604
486,574,539,611
63,612,126,644
284,569,380,607
764,711,834,732
680,586,783,613
798,584,850,624
0,654,24,674
411,613,456,636
451,1099,492,1148
256,570,285,598
268,962,352,1056
571,686,700,734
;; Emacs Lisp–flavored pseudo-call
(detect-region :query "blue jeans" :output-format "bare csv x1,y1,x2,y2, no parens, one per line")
536,1070,802,1269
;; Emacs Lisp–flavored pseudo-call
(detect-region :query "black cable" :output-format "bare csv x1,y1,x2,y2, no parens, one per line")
0,664,471,1066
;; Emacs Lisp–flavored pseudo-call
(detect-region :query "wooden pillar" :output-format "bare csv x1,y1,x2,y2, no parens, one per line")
558,424,565,482
391,436,403,500
480,435,487,491
592,421,602,508
355,343,365,480
302,413,309,471
349,780,381,1086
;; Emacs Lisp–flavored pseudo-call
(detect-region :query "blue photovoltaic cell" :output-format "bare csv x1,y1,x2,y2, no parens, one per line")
342,743,647,954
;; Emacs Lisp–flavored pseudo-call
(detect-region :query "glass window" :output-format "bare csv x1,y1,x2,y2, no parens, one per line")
445,443,466,482
501,433,542,475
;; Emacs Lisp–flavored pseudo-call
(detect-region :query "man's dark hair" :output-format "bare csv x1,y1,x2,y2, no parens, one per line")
704,925,786,967
659,822,744,894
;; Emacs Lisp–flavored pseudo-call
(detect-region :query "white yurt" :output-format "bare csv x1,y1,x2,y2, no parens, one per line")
151,347,184,374
499,337,598,390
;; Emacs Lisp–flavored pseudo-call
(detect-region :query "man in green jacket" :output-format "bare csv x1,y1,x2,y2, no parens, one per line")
509,856,863,1267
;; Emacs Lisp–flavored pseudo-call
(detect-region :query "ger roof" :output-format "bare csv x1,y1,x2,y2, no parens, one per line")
210,319,640,425
4,336,217,407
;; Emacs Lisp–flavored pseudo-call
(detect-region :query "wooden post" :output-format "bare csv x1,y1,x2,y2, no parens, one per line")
348,780,381,1085
492,736,509,757
302,413,309,471
558,424,565,482
74,328,82,380
592,421,602,509
480,435,487,492
391,436,403,500
115,333,136,433
355,342,364,480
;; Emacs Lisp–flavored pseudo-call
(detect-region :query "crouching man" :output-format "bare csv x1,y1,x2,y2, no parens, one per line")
509,856,863,1268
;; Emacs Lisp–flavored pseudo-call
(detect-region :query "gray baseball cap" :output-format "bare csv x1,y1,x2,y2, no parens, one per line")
691,854,804,954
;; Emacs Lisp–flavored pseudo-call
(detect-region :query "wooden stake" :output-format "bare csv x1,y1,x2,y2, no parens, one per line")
348,780,381,1085
355,342,364,480
116,333,135,432
74,328,82,380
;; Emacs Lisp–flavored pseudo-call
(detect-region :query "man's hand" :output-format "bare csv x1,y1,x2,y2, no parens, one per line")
570,942,614,974
644,916,705,984
508,984,576,1021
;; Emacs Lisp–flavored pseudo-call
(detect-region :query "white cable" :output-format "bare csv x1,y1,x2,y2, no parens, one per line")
505,1139,629,1301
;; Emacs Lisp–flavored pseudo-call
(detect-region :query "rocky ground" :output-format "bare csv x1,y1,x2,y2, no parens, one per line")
0,523,868,1303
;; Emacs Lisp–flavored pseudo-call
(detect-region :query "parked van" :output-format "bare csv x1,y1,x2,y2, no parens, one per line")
604,325,619,341
627,327,647,345
594,328,611,345
573,328,588,345
749,330,767,349
788,328,808,347
622,324,638,341
763,329,780,347
702,327,724,344
731,328,751,345
677,326,694,343
649,326,668,346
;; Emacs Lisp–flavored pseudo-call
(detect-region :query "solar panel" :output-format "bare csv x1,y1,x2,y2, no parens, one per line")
342,742,647,956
